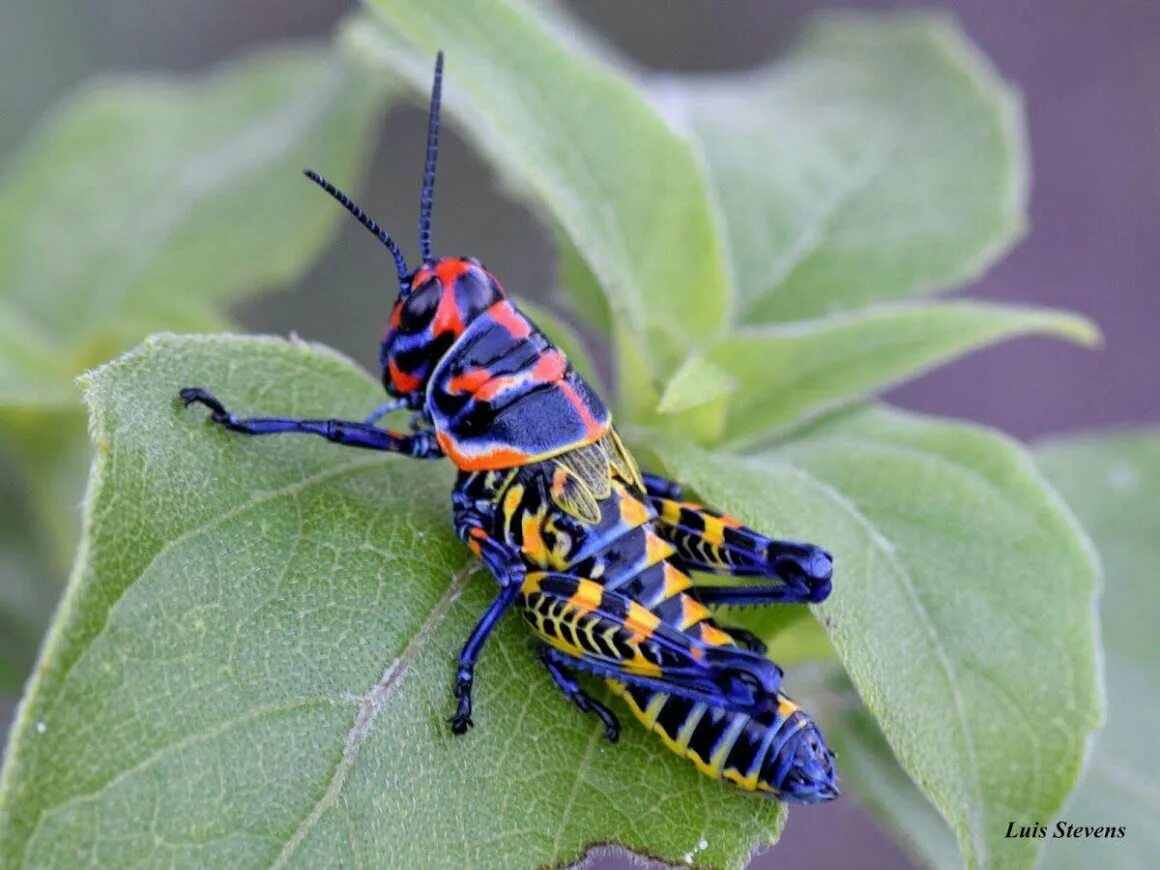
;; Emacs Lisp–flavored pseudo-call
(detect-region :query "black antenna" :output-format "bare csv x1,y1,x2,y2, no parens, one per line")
418,51,444,264
303,169,409,290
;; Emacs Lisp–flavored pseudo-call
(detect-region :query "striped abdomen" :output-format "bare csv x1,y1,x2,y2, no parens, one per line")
610,683,836,802
516,466,837,803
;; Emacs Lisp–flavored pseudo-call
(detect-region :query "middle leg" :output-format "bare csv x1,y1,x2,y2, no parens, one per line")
537,646,620,742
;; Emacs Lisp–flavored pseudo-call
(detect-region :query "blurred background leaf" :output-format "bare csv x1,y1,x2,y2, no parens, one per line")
0,45,392,686
649,406,1102,868
665,12,1027,323
1036,432,1160,869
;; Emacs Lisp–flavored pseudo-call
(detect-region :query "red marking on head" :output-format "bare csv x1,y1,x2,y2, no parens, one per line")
447,367,492,395
388,359,422,394
486,300,531,339
434,258,471,285
432,276,465,335
389,302,402,330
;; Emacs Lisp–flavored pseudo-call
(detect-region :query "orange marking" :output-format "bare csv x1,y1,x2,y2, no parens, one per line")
569,578,603,613
699,624,733,647
625,602,660,638
473,374,520,402
678,595,711,630
618,489,650,527
645,532,673,565
389,303,402,329
776,696,800,717
661,562,692,598
720,514,743,528
437,430,533,471
486,300,531,339
388,359,422,394
530,351,565,382
447,368,492,395
522,515,546,562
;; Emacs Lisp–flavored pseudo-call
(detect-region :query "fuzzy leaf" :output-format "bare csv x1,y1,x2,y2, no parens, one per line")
343,0,731,369
1036,433,1160,868
0,335,783,869
668,12,1027,322
651,407,1102,869
705,301,1098,447
0,47,387,411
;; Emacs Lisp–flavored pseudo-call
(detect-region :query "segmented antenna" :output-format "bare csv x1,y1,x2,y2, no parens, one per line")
303,169,410,290
418,51,444,264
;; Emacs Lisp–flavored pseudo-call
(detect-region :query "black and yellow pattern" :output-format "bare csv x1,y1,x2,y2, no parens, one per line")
450,432,839,803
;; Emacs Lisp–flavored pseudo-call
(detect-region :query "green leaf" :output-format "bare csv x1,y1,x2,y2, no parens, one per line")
0,335,784,869
343,1,731,367
818,688,962,870
657,355,734,416
650,406,1102,869
706,301,1098,447
1036,432,1160,868
670,11,1027,322
0,46,387,410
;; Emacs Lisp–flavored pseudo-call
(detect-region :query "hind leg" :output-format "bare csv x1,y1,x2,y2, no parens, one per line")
641,471,832,604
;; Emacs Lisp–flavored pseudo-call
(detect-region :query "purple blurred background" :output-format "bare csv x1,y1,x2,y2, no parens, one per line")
1,1,1156,867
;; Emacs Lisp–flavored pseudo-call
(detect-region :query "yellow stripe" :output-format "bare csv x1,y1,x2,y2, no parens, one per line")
675,702,707,752
502,484,524,520
642,693,669,728
709,713,748,777
701,515,726,547
568,578,603,614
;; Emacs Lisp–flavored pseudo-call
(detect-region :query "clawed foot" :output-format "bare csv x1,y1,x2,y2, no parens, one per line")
449,669,474,736
179,387,231,423
448,712,474,735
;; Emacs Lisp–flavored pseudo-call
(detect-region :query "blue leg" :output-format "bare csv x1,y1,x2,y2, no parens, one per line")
536,646,620,742
642,472,681,500
180,388,443,459
449,581,522,734
362,397,408,425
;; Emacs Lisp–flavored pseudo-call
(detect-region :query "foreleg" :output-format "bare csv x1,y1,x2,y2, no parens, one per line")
180,388,443,458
